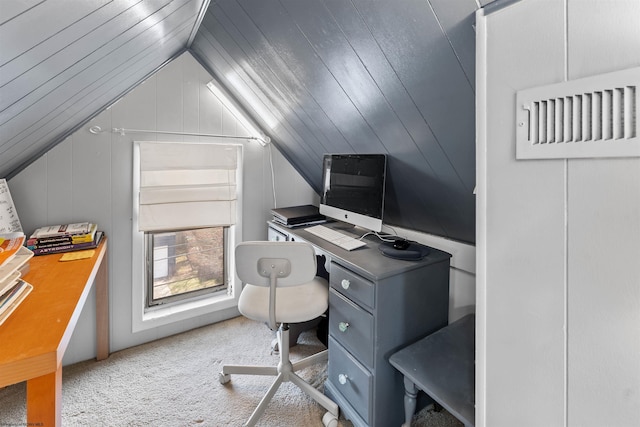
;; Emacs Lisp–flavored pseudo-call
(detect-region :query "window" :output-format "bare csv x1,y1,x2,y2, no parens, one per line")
132,141,242,331
147,227,227,306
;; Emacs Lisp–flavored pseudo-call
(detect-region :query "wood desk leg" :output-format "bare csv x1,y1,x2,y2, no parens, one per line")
27,365,62,427
95,249,109,361
402,376,418,427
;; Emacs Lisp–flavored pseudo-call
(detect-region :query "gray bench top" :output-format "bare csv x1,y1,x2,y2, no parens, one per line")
389,313,475,426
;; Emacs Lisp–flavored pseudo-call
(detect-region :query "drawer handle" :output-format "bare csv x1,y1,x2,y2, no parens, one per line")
341,279,350,290
338,322,350,333
338,374,349,385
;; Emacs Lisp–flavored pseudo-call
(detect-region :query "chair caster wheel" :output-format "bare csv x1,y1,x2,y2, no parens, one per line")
218,372,230,384
322,411,338,427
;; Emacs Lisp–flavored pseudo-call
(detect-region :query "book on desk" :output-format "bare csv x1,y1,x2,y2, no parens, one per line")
0,233,34,326
0,222,104,325
0,181,34,326
28,222,103,255
271,204,326,228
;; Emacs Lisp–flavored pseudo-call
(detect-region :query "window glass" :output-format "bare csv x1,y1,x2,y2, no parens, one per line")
147,227,226,306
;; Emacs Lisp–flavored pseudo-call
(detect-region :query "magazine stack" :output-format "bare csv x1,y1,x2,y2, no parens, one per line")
0,232,34,326
27,222,104,256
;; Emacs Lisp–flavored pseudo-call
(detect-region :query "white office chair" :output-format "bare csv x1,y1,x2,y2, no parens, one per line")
219,241,339,427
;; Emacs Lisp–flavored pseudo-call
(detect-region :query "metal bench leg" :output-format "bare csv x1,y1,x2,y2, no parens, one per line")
402,376,418,427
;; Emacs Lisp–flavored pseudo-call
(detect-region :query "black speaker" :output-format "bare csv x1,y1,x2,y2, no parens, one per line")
378,241,430,260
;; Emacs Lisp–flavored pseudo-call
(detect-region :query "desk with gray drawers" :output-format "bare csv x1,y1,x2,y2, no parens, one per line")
267,221,451,427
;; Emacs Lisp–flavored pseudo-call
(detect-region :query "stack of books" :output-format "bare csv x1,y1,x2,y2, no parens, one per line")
0,232,34,326
27,222,104,255
271,205,326,228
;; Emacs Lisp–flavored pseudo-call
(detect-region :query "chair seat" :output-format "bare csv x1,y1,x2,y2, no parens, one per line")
239,276,329,324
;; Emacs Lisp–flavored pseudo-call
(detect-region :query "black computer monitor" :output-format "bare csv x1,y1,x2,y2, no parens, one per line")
319,154,387,233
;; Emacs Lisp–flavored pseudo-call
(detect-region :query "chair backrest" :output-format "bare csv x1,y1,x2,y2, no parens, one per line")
235,241,317,287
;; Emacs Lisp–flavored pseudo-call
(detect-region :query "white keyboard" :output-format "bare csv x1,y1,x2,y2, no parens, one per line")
305,225,366,251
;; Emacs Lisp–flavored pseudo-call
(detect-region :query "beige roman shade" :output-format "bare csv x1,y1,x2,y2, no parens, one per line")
137,141,240,232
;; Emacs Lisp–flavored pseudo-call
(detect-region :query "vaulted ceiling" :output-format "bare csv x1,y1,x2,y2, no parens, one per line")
0,0,206,178
0,0,502,244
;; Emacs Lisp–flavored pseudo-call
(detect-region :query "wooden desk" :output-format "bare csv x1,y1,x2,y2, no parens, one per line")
0,238,109,426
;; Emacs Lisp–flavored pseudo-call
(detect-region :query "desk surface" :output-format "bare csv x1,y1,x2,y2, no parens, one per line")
0,238,108,387
269,221,451,280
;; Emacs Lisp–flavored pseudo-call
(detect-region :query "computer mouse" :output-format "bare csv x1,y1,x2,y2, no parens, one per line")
392,239,410,250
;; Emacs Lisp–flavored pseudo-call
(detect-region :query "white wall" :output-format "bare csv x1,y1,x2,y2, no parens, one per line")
8,52,317,364
477,1,640,426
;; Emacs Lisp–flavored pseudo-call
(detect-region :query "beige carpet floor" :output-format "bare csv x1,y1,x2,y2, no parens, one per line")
0,316,463,426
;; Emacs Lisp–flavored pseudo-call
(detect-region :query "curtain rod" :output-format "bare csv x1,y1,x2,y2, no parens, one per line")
109,127,271,145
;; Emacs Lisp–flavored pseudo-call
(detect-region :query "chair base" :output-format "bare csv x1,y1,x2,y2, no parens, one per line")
270,316,324,353
219,323,339,427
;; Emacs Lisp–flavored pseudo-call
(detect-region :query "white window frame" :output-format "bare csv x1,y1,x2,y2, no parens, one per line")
131,141,242,333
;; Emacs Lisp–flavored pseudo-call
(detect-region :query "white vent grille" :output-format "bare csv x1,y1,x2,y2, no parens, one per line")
516,67,640,159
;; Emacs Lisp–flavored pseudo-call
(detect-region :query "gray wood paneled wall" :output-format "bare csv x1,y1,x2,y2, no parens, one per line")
190,0,479,243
